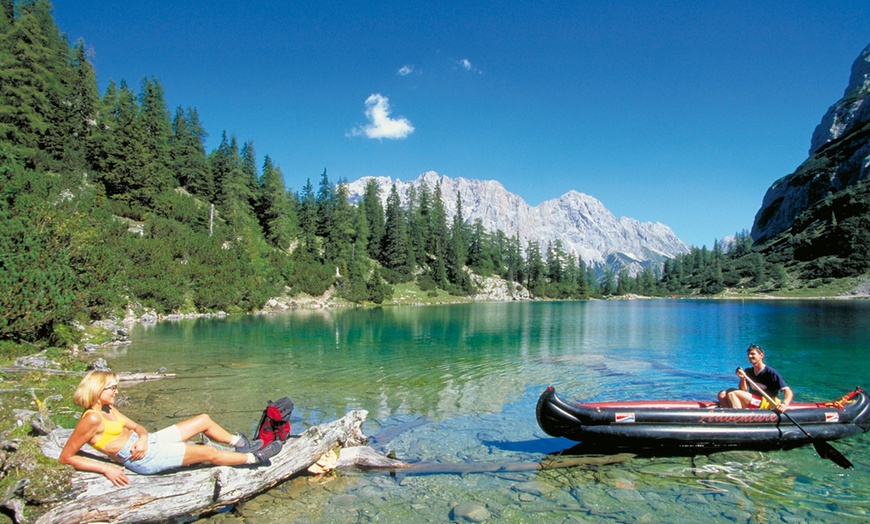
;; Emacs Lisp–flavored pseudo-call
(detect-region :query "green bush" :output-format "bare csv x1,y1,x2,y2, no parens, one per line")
286,255,334,296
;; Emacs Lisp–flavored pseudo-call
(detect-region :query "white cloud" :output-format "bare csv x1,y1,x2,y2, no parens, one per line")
350,94,415,140
458,58,481,73
397,64,414,76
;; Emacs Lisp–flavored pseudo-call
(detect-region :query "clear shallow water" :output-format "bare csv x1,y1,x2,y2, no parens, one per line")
103,300,870,523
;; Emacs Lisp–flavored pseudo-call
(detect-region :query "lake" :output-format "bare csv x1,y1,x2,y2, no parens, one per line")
103,299,870,523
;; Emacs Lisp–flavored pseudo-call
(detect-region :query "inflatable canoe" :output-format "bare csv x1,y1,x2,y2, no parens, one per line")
536,386,870,451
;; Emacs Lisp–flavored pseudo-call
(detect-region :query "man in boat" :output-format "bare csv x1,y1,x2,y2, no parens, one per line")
717,344,793,413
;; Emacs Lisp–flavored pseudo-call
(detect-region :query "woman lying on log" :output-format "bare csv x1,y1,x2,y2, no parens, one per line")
59,371,282,487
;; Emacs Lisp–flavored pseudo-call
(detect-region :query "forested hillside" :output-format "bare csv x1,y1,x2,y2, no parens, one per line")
2,2,862,350
1,1,604,347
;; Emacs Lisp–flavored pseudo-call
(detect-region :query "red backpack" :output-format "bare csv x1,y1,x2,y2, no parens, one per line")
256,397,294,445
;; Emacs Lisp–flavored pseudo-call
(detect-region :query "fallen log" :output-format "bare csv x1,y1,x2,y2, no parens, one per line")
333,446,634,475
0,367,175,382
395,452,636,475
117,371,177,382
37,409,369,524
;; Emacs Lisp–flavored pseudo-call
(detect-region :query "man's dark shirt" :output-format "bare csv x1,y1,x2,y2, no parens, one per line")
744,365,789,398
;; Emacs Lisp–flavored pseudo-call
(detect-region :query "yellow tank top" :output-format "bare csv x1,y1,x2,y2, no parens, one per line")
88,407,125,452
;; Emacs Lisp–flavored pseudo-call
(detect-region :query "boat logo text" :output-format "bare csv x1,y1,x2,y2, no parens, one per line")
698,411,778,423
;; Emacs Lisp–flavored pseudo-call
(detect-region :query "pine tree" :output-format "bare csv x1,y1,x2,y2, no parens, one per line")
325,181,354,266
415,182,433,253
210,133,255,231
209,132,232,204
296,179,319,257
240,140,258,197
490,229,508,276
382,183,414,280
362,178,385,257
468,218,494,275
616,268,630,295
0,0,66,167
525,240,545,296
574,253,589,298
447,192,472,292
405,184,428,268
315,169,335,239
170,106,212,197
65,40,97,164
429,183,449,286
585,265,599,295
547,240,567,285
91,80,151,207
365,266,392,304
504,233,524,288
350,200,369,267
136,77,175,205
0,0,12,30
600,268,616,295
257,155,296,248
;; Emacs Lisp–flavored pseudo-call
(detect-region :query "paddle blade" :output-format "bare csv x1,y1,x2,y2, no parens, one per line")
813,440,853,469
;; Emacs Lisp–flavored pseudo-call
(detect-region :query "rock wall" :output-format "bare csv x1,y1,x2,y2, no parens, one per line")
752,43,870,244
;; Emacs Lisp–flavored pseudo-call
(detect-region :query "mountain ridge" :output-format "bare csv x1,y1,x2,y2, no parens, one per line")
753,43,870,243
346,171,690,275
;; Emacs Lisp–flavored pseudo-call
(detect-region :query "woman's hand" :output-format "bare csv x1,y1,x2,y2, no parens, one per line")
104,466,129,487
129,435,148,461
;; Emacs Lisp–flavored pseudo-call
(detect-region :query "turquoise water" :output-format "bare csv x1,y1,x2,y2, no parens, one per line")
104,300,870,523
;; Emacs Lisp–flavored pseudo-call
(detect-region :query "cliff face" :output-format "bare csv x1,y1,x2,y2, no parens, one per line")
752,43,870,244
346,171,690,275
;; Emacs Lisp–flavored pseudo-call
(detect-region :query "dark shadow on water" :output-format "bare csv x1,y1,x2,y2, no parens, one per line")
485,437,810,463
482,437,577,455
368,417,429,446
547,440,809,461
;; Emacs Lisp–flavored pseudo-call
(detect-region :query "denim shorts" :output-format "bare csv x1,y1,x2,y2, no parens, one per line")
115,425,187,474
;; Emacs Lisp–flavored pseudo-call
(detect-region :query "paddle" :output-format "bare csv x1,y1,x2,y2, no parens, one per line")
738,367,853,469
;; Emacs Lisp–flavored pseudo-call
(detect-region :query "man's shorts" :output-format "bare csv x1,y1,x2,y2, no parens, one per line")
748,395,777,410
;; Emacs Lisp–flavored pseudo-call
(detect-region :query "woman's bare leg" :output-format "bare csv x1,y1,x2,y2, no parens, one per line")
181,443,249,467
174,414,235,444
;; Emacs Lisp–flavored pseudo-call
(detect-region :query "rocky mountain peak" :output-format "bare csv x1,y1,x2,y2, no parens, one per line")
345,172,690,275
753,42,870,243
809,43,870,155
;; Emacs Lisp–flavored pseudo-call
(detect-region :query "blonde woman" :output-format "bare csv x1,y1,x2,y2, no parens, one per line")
59,371,281,487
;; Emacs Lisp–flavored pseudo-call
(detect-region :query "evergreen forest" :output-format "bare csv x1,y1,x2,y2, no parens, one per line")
1,1,866,350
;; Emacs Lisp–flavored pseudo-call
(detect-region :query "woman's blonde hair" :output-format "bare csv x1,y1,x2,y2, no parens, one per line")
73,371,119,409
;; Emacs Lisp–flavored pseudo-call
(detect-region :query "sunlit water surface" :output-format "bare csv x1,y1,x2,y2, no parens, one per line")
103,300,870,523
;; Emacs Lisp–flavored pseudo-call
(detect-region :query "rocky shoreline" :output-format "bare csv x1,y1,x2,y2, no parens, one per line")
77,274,868,353
75,274,531,351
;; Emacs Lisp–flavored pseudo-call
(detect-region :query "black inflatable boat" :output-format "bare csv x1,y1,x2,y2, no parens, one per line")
537,386,870,451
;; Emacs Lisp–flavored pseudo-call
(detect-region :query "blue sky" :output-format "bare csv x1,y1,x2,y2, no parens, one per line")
53,1,869,247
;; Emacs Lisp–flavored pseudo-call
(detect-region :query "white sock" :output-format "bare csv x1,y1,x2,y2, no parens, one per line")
229,434,241,447
245,453,257,464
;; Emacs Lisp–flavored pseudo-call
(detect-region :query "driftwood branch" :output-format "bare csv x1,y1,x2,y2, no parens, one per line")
37,410,369,524
0,367,175,382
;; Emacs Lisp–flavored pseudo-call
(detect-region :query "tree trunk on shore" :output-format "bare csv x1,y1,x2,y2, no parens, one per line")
37,410,370,524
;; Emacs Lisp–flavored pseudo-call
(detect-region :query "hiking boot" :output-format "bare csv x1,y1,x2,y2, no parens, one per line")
253,440,283,465
234,433,262,453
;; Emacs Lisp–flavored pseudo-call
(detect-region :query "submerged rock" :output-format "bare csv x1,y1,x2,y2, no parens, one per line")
450,502,490,522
